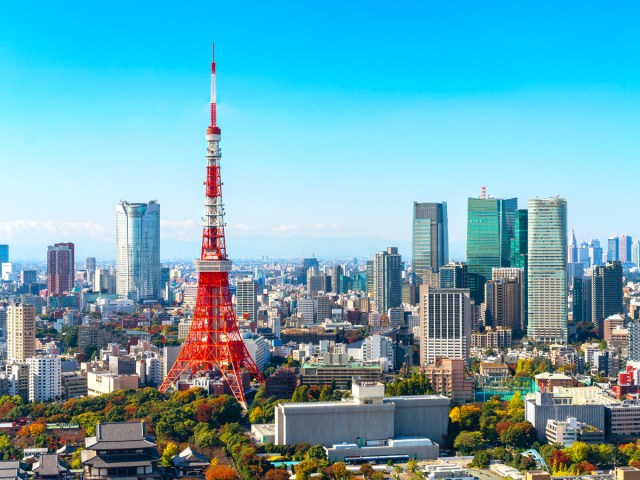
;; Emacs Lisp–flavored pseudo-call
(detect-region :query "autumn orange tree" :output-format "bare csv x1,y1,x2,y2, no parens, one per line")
205,464,238,480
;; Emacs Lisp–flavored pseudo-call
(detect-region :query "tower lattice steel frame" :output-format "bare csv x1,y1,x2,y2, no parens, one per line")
159,44,264,406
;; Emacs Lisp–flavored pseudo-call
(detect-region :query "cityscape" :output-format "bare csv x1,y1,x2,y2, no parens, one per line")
2,3,640,480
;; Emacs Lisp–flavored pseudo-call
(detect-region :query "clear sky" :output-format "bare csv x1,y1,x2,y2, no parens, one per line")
1,1,639,261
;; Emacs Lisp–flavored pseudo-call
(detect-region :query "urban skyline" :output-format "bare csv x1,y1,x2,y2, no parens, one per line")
2,3,640,260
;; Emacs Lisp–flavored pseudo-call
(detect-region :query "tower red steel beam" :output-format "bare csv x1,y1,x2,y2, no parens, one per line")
159,43,265,407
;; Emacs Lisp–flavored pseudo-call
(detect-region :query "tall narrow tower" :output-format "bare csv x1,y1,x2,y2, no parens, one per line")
160,44,264,405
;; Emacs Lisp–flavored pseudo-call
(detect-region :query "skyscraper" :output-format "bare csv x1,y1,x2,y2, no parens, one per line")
527,197,567,343
618,235,633,263
419,286,471,365
466,195,517,304
236,277,258,324
439,262,468,289
0,245,8,263
373,247,403,313
47,243,75,295
7,303,36,362
412,202,448,276
568,229,578,263
510,209,528,329
592,261,623,334
490,267,525,332
607,237,619,262
115,201,160,302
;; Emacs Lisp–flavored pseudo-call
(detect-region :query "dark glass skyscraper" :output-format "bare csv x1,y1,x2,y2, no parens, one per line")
412,202,448,276
466,196,517,303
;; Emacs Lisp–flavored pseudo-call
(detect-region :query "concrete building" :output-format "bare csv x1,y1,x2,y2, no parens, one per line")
274,380,448,462
525,391,605,442
362,334,394,370
373,247,403,314
420,286,471,365
630,321,640,362
471,327,512,349
242,333,270,370
177,318,192,339
545,417,604,447
27,356,62,402
87,371,138,396
7,303,36,362
605,402,640,440
236,277,258,323
61,371,88,399
299,355,384,388
422,358,474,404
604,314,625,344
47,243,75,295
297,298,317,325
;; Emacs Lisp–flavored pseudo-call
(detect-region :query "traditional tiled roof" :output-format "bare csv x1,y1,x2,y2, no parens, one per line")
0,461,28,480
85,421,156,450
32,454,67,477
172,447,209,467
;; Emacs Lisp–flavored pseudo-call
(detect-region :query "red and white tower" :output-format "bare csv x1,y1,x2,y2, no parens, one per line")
160,44,264,406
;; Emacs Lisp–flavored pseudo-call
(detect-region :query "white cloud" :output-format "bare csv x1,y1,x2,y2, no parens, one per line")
0,220,107,239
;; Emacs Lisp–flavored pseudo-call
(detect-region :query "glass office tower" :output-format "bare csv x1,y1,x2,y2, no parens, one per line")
116,200,161,302
466,197,517,304
412,202,448,276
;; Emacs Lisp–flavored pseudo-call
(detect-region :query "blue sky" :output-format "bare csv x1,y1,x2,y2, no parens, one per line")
1,2,639,261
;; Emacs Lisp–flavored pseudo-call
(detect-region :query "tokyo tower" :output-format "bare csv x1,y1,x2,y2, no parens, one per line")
159,44,265,406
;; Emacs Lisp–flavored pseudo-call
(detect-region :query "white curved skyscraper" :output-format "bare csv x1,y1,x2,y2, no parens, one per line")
116,201,160,302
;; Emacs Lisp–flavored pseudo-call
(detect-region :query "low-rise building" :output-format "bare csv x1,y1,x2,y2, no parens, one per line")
534,372,575,392
61,371,87,399
87,371,138,397
605,402,640,440
274,380,448,462
479,362,510,380
545,417,604,446
299,360,383,389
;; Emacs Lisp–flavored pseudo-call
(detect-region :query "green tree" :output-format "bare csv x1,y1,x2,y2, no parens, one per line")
566,441,590,464
291,385,310,402
161,441,179,466
472,451,490,469
454,431,484,455
359,463,375,480
331,462,349,480
507,391,525,421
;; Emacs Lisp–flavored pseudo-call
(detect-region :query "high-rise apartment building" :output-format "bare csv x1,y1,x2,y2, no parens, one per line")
467,196,517,304
527,197,567,343
236,278,258,323
7,303,36,361
115,200,160,302
592,261,623,333
373,247,403,314
489,267,525,332
412,202,448,276
47,243,75,295
27,356,62,402
629,321,640,362
419,286,471,365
